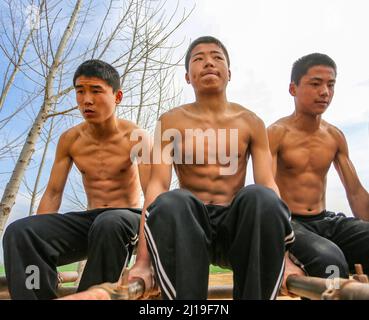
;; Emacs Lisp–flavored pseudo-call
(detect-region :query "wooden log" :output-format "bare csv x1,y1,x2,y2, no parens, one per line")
57,271,79,284
0,271,79,299
0,285,78,300
286,274,369,300
57,278,153,300
207,285,233,299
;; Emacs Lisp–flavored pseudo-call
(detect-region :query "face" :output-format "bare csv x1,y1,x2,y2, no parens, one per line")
185,43,231,94
290,65,336,116
75,76,122,123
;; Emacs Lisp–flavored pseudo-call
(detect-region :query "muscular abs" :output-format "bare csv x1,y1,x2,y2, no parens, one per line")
276,126,338,214
168,105,251,206
70,129,141,209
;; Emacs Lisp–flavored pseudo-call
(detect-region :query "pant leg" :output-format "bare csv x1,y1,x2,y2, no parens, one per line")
219,184,294,300
77,209,141,291
327,214,369,275
2,212,92,299
145,189,212,300
289,219,349,279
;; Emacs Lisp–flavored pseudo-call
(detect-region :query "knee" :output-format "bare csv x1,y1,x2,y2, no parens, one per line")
3,218,29,248
236,185,290,221
309,244,349,278
89,211,129,237
150,189,192,215
147,189,196,228
236,184,279,205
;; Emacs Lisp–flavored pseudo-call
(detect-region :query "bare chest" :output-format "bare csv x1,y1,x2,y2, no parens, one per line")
70,138,134,179
279,132,337,173
173,119,249,165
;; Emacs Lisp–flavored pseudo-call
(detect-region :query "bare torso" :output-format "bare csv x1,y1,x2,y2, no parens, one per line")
162,102,255,205
271,116,339,214
67,120,141,209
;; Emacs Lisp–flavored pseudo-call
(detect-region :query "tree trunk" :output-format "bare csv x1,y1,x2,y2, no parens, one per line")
28,114,55,216
0,0,83,235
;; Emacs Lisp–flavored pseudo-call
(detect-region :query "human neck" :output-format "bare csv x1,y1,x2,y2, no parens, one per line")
292,111,322,132
86,116,119,140
194,91,228,113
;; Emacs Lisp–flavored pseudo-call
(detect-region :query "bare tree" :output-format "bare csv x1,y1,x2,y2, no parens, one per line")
0,0,193,236
27,109,56,216
0,0,45,110
0,0,83,234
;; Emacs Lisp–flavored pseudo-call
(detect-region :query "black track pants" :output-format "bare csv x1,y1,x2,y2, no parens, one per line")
3,208,140,299
145,185,294,300
289,211,369,279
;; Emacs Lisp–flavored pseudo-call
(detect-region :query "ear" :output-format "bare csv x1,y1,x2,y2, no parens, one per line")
289,82,296,97
185,73,190,84
115,89,123,104
228,69,231,81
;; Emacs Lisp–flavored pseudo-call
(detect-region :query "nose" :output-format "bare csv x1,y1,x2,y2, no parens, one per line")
319,85,329,97
82,91,93,105
204,57,215,68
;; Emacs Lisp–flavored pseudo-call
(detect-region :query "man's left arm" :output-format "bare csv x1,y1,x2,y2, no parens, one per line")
333,129,369,221
250,115,280,196
131,128,153,196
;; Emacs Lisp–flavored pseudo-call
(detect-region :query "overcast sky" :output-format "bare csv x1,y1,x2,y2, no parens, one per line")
1,0,369,263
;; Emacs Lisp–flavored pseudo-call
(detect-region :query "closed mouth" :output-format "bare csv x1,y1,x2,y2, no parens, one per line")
201,70,219,77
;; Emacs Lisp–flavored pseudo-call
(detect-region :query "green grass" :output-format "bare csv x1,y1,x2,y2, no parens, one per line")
56,262,79,273
209,265,231,274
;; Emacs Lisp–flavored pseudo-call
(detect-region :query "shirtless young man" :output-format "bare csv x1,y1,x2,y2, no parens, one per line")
129,36,295,300
268,53,369,281
2,60,151,299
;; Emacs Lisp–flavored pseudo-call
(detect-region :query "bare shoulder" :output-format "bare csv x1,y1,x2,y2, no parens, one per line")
324,120,347,144
267,116,291,137
58,124,82,148
52,124,86,159
117,119,152,149
157,104,192,126
163,104,191,117
229,102,260,121
117,118,140,133
267,117,291,151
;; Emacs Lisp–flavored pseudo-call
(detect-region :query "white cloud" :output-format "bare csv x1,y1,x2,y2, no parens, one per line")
181,0,369,123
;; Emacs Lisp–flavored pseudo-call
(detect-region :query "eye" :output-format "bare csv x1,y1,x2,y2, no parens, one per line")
215,56,223,60
193,57,202,62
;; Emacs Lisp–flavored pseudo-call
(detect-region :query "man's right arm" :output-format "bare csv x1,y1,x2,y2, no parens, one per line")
132,162,172,265
128,117,173,292
267,122,306,296
267,123,284,178
37,132,73,214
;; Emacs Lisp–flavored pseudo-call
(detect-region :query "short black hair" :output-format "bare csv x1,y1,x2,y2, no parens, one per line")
185,36,230,72
73,59,120,92
291,53,337,85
